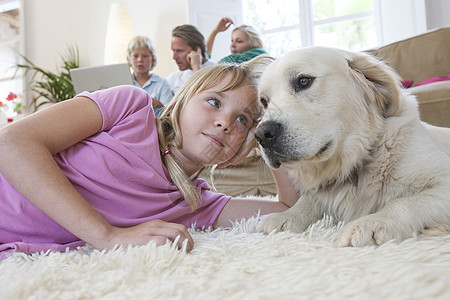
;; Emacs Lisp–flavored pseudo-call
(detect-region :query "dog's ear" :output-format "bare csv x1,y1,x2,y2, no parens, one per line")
346,52,402,118
242,54,276,86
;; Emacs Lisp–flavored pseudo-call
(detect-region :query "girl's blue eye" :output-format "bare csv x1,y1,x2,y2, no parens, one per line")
207,99,220,108
236,115,247,125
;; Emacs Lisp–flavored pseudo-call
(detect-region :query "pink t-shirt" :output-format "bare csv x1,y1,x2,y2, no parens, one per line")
0,85,231,259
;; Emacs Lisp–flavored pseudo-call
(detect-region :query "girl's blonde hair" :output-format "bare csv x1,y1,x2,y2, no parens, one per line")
234,25,264,50
156,55,274,210
127,36,158,71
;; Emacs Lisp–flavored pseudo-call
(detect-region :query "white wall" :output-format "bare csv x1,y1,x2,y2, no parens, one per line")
21,0,450,78
23,0,187,77
426,0,450,29
376,0,427,45
187,0,242,62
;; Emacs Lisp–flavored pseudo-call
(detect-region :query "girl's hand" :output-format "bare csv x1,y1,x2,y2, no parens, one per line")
95,220,194,253
218,123,258,168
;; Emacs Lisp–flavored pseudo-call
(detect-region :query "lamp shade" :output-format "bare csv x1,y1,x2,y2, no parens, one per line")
104,2,135,64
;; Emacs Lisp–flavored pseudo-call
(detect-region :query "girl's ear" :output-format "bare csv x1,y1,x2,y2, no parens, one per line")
347,52,402,118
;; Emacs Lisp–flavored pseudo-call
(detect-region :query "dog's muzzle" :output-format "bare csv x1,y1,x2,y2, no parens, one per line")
255,120,283,149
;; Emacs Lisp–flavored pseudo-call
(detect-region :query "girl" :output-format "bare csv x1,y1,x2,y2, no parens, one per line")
0,56,298,260
206,17,267,64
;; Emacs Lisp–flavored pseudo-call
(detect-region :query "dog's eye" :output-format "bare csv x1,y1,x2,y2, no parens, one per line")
260,97,269,109
293,76,315,92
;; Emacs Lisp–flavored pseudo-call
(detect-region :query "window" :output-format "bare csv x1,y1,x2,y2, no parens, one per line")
242,0,378,57
0,0,21,104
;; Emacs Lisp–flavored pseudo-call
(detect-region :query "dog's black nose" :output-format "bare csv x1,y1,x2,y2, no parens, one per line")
255,121,282,148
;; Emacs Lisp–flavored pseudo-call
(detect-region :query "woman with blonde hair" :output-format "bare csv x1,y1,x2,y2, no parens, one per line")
207,17,267,64
0,55,298,260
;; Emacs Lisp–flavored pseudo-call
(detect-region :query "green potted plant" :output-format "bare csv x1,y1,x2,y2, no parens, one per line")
16,45,79,111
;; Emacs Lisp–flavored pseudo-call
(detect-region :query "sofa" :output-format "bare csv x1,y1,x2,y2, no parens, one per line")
200,26,450,197
199,149,277,197
365,26,450,128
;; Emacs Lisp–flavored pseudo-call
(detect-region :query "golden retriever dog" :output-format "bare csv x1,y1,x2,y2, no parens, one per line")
255,46,450,246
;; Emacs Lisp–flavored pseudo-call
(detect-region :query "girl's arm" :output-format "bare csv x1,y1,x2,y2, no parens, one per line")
214,197,287,228
0,97,193,251
214,166,301,228
271,167,301,207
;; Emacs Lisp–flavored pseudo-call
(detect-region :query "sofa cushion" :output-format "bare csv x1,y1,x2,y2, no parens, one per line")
366,27,450,83
408,81,450,128
199,155,277,197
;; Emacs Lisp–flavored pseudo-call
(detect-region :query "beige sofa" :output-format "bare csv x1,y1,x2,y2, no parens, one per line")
201,27,450,197
365,26,450,128
199,149,277,197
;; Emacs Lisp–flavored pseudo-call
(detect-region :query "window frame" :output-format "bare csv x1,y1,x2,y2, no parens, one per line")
247,0,380,51
0,0,22,104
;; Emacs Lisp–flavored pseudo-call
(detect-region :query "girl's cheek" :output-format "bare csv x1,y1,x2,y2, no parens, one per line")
234,131,249,149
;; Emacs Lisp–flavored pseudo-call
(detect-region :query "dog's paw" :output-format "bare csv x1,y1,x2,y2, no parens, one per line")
337,216,411,247
258,212,309,234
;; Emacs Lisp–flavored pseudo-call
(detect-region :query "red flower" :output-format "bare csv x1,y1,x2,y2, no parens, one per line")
0,101,3,106
6,92,17,101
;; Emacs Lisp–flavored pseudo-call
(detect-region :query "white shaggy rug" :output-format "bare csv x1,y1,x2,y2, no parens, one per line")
1,215,449,299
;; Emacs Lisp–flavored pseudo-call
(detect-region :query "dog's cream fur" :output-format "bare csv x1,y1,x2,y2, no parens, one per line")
255,46,450,246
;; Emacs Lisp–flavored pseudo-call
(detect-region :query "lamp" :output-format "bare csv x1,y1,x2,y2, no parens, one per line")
104,2,135,64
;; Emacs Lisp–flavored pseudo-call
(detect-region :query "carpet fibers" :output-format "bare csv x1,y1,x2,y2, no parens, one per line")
1,215,449,299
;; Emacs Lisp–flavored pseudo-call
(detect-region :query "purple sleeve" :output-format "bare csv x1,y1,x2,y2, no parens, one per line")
78,85,155,131
190,179,232,228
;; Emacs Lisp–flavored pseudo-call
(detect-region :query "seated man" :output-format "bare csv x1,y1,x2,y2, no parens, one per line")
167,24,217,95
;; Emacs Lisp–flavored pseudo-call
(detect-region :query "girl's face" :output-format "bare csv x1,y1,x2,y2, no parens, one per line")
130,48,153,75
230,29,251,54
177,75,258,171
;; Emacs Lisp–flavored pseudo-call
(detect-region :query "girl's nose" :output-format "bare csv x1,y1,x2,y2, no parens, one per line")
215,119,231,133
